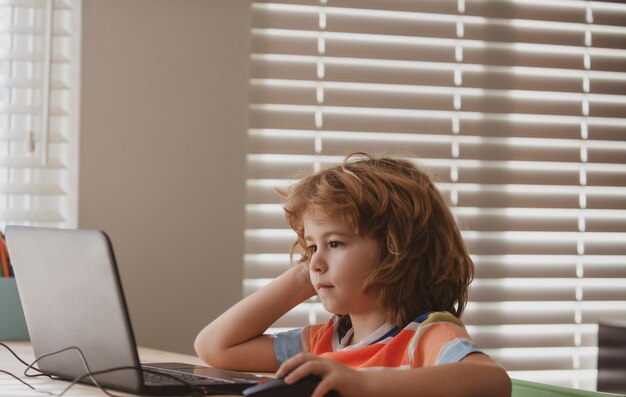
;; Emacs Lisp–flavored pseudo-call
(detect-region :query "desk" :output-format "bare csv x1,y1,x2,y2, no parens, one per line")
0,341,236,397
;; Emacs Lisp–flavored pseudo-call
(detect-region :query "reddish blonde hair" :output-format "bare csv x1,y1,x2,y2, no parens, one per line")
282,153,474,328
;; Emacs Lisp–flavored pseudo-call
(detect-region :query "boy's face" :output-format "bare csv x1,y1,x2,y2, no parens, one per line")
303,210,384,318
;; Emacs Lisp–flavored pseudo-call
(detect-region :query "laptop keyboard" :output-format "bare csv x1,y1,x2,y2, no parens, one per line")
142,368,233,386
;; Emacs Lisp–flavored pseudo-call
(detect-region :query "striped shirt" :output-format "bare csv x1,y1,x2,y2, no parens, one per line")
273,312,481,370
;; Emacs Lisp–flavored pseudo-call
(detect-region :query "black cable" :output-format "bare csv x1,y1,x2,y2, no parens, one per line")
0,368,39,391
24,345,128,397
0,342,49,377
0,342,224,396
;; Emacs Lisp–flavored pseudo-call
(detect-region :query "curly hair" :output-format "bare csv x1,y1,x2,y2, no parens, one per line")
281,152,474,328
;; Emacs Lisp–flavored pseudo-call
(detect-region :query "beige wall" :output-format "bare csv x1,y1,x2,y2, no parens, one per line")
79,0,250,354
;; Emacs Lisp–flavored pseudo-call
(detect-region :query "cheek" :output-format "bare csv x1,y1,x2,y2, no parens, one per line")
360,246,381,270
357,254,381,290
347,256,377,283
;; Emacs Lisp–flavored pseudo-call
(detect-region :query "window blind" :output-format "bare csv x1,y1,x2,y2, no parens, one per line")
245,0,626,390
0,0,80,230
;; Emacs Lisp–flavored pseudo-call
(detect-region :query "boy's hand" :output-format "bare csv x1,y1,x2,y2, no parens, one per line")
276,353,370,397
293,261,316,295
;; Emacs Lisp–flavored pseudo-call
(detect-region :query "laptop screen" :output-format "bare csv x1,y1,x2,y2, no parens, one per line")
7,226,146,392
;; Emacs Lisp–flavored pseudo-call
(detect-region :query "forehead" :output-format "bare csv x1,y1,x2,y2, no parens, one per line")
302,210,353,236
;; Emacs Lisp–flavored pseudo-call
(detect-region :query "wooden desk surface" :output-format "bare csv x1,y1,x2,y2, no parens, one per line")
0,341,240,397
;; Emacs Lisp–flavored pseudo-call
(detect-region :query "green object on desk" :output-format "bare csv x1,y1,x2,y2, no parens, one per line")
0,277,29,340
513,379,626,397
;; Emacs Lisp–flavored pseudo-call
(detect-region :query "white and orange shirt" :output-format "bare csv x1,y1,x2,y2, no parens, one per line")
273,311,482,370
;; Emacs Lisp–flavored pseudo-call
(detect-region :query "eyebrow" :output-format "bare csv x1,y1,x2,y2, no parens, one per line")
303,231,353,242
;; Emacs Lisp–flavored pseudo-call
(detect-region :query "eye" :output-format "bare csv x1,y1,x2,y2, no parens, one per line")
329,240,343,248
307,245,317,254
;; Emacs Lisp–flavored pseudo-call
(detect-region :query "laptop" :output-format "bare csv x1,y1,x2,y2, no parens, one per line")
5,226,267,395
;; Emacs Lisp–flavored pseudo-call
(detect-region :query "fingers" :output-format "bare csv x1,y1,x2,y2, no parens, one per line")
276,353,348,397
284,359,327,384
311,374,339,397
291,265,316,296
276,352,317,380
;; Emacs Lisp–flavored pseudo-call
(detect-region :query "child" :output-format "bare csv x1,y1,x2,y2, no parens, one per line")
195,153,511,397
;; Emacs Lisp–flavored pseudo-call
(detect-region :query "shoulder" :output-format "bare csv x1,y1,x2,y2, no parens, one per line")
303,315,338,348
405,311,481,367
306,315,347,353
273,317,338,364
397,311,467,338
415,311,466,328
408,311,471,343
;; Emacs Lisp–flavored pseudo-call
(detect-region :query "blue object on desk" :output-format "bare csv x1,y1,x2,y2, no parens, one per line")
0,277,29,340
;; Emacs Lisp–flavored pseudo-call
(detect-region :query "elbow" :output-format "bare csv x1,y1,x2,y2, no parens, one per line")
503,373,513,397
194,329,236,369
466,361,511,397
194,329,220,367
193,332,210,364
492,366,512,397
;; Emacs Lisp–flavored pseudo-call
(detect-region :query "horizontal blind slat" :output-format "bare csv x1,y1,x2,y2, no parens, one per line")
0,157,65,168
463,301,626,325
0,209,64,222
0,183,63,195
469,279,626,302
251,54,626,96
487,347,596,371
246,204,626,233
468,324,597,349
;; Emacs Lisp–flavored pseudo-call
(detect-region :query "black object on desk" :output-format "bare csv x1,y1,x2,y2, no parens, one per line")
243,376,340,397
597,322,626,394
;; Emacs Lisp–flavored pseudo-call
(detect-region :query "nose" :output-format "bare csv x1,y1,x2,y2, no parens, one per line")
309,250,327,273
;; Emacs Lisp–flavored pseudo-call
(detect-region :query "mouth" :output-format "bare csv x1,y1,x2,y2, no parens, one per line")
316,284,334,291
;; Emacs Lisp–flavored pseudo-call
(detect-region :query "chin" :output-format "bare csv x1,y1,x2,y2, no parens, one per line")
320,301,347,316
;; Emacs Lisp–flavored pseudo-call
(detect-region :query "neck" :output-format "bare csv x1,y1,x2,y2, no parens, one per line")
348,310,388,345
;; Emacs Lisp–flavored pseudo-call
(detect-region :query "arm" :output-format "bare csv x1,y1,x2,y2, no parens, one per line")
194,265,316,371
277,352,511,397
